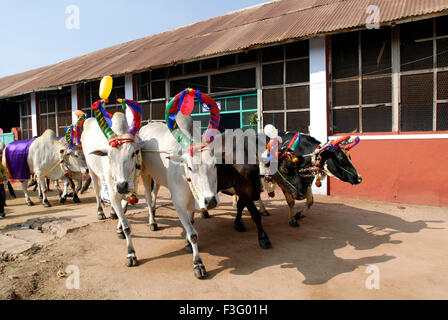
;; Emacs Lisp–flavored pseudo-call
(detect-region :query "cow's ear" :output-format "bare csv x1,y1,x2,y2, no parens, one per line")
90,149,108,157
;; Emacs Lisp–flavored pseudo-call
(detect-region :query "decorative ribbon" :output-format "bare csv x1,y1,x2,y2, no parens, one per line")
118,98,142,137
65,112,88,149
165,88,220,149
287,132,301,150
92,99,114,139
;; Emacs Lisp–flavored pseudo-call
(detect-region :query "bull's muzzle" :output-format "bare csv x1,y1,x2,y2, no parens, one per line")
205,196,218,210
116,181,129,194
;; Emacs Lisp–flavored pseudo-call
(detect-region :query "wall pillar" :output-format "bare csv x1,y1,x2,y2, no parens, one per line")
71,84,79,123
30,92,38,137
124,74,134,125
309,37,329,195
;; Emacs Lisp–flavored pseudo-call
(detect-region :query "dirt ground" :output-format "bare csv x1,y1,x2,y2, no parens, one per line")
0,182,447,300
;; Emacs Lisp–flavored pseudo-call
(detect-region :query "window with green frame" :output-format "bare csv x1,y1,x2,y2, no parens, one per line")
189,92,258,132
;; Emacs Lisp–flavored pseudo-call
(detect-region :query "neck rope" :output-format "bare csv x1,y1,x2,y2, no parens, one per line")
183,163,200,201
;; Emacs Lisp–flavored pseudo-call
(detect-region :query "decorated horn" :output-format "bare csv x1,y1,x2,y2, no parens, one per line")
92,99,115,139
65,111,89,149
118,99,142,136
165,88,221,149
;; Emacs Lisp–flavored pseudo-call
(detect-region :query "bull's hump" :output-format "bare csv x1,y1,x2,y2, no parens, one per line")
111,112,129,135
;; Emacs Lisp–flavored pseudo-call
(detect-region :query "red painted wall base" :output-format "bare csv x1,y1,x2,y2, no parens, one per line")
329,138,448,207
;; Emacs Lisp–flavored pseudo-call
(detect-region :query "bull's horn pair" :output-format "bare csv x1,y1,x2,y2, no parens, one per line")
92,99,142,146
165,88,220,149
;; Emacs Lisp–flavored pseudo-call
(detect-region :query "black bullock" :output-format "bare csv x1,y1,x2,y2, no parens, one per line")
261,132,362,227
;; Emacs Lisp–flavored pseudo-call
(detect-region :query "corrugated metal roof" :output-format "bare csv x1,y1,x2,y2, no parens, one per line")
1,0,448,98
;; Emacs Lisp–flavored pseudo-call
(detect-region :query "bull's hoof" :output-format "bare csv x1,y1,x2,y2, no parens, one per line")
117,231,125,239
234,220,246,232
43,201,51,208
295,212,305,220
193,264,206,279
73,196,81,204
185,242,193,253
126,256,138,267
59,197,66,204
149,223,158,231
258,234,272,249
110,212,118,220
26,200,34,206
289,220,300,227
260,209,271,216
97,212,106,220
201,210,210,219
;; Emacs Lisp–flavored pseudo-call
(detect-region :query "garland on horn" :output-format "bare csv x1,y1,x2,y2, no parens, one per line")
65,111,89,149
165,88,220,148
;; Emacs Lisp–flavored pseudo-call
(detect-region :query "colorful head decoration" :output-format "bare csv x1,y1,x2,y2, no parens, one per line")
165,88,220,148
65,111,89,149
329,136,360,151
118,98,142,136
92,99,142,141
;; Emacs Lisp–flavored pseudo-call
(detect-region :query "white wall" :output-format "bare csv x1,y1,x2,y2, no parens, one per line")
309,37,329,195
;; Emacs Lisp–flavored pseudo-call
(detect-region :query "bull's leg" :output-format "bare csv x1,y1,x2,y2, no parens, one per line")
7,181,16,199
173,201,206,279
295,186,313,220
54,180,66,204
89,171,105,220
110,191,137,267
184,211,196,253
37,175,50,207
284,191,298,227
116,219,125,239
75,174,83,194
256,198,270,216
246,200,271,249
80,176,91,194
150,180,159,217
21,180,33,206
234,199,246,232
232,195,238,208
67,177,81,204
142,174,158,231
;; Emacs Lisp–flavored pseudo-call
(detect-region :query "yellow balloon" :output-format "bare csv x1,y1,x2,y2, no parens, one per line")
99,76,113,100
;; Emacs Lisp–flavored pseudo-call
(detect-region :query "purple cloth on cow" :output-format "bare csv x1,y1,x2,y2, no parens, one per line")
4,138,35,180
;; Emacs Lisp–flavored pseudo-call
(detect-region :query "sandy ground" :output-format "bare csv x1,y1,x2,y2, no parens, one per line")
0,182,447,300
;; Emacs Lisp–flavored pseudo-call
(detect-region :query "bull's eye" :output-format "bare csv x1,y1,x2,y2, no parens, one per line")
188,166,192,171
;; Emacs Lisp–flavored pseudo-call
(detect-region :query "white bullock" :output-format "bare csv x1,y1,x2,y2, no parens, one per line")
23,129,87,207
81,101,142,267
139,121,218,278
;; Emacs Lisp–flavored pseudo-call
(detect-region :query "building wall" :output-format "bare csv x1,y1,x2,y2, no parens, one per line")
329,136,448,206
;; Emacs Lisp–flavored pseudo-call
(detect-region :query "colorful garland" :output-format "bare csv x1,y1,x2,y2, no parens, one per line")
165,88,220,148
92,99,114,139
118,98,142,136
287,132,301,150
65,112,89,149
329,136,360,151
